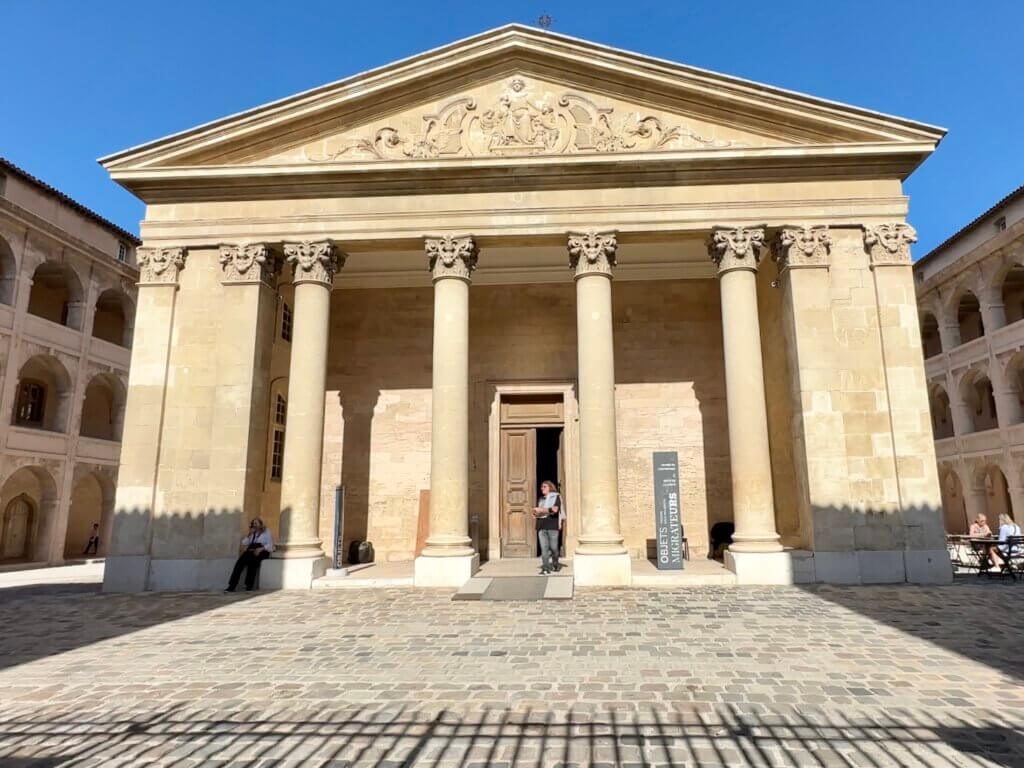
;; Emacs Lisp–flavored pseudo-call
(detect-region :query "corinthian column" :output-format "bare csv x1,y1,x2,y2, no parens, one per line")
568,231,631,586
414,235,480,587
267,240,344,589
708,226,783,566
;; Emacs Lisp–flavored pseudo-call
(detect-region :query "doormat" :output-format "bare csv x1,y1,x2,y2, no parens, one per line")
453,575,573,601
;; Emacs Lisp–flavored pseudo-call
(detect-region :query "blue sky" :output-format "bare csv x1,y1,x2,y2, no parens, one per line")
2,0,1020,254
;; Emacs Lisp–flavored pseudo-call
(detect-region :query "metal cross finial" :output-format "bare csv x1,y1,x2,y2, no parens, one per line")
537,13,553,30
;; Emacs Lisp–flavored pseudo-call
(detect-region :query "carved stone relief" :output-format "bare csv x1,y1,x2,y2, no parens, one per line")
218,243,279,285
283,241,345,286
864,223,917,267
772,225,831,272
567,231,618,278
301,78,748,163
137,247,185,285
425,235,478,281
707,226,766,274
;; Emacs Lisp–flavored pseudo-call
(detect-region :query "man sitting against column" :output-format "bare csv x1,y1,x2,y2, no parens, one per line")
225,518,274,592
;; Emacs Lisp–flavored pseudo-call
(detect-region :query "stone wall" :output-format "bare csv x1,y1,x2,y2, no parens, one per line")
315,279,730,563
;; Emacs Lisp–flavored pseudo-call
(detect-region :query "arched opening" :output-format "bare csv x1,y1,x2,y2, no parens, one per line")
940,470,968,534
1001,353,1024,427
27,261,84,330
14,354,72,432
79,374,126,441
957,290,985,343
960,370,998,433
0,466,58,563
92,289,134,346
63,472,113,559
920,311,942,358
0,235,16,306
929,384,954,439
1002,264,1024,326
984,465,1014,522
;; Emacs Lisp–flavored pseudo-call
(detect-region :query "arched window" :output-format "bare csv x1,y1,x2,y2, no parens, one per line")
960,370,997,433
27,262,85,330
0,235,16,306
0,466,58,563
80,374,126,441
1002,264,1024,326
957,290,985,343
92,289,134,346
920,312,942,358
930,385,954,439
14,355,72,432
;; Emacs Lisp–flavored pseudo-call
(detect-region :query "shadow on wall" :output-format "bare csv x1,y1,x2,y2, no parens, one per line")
0,703,1021,766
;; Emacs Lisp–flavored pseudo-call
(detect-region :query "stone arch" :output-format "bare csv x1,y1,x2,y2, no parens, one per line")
27,261,86,330
79,373,127,441
14,354,73,432
928,382,954,439
920,310,942,358
999,352,1024,426
63,470,115,558
958,367,998,433
0,465,59,562
91,288,135,346
0,233,17,306
980,463,1014,522
954,288,985,343
939,464,968,534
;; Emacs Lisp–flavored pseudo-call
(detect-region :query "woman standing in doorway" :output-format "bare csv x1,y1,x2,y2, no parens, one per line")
533,480,562,574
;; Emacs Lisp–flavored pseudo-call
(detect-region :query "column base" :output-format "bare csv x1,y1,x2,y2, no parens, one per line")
414,552,479,587
573,551,632,586
725,549,795,585
261,554,328,590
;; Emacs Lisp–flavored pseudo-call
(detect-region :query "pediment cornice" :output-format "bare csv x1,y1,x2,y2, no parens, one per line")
100,25,945,189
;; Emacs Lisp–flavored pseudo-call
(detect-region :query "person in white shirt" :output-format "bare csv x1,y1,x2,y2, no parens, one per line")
225,518,274,592
989,513,1022,571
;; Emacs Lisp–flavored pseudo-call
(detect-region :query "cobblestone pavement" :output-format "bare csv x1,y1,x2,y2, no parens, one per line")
0,579,1022,766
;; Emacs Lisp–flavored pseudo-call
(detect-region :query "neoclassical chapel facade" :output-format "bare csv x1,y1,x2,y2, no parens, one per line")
101,26,951,590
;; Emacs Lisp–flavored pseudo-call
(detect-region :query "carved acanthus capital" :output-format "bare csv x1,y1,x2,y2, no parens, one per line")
425,235,479,281
707,226,766,275
283,241,344,286
863,223,917,268
137,247,186,285
567,231,618,278
219,243,279,284
772,226,832,273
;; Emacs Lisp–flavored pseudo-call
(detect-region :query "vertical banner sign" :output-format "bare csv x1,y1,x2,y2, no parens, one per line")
653,451,684,570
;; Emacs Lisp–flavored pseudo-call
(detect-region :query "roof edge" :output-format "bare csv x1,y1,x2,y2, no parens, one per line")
916,183,1024,266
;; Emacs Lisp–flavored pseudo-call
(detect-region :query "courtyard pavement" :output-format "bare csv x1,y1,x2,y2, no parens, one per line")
0,570,1022,766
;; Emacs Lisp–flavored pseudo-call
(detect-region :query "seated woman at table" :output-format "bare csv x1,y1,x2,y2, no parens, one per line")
969,514,992,537
989,513,1022,571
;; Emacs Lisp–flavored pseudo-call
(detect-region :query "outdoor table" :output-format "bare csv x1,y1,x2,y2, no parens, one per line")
968,537,998,575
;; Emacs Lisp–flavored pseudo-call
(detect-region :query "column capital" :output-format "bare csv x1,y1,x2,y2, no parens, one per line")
283,241,345,287
137,247,186,285
425,235,478,282
568,231,617,279
707,226,766,275
863,222,917,268
219,243,280,285
771,225,831,273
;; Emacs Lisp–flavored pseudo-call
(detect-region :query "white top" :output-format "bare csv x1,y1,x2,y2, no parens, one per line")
998,523,1021,543
241,529,275,553
540,491,565,524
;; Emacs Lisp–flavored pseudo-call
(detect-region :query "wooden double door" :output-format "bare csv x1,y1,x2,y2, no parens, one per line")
500,425,564,558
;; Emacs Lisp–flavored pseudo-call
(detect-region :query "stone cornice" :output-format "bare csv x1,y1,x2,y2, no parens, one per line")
771,225,831,273
864,222,917,268
707,226,766,275
425,235,478,281
567,231,617,278
284,240,345,286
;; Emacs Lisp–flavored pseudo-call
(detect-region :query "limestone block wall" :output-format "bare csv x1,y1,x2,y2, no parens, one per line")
316,279,730,563
779,227,948,582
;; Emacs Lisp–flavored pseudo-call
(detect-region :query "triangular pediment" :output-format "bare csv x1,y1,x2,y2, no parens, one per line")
101,24,944,195
255,74,790,166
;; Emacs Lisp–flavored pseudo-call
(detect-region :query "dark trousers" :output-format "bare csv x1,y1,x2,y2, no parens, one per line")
228,549,269,590
83,537,99,555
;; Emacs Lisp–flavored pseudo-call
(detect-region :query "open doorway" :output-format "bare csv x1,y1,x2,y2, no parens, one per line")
497,393,565,558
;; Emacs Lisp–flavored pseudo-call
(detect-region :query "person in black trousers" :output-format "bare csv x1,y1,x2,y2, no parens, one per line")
83,523,100,556
225,518,274,592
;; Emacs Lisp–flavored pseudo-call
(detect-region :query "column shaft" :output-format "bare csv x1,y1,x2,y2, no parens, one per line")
575,270,625,554
277,280,331,556
423,274,473,555
710,226,782,554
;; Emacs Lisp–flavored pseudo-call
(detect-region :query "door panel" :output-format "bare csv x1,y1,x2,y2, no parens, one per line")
500,428,536,558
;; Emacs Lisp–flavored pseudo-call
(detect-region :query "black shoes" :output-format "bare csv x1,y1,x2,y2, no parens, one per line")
224,587,236,593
